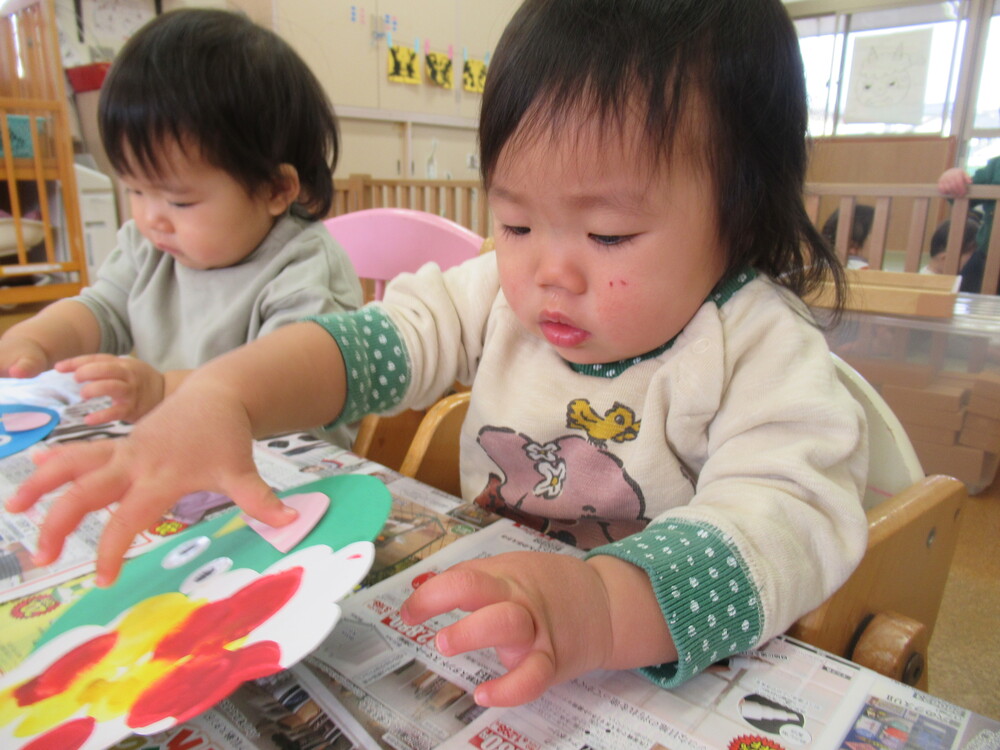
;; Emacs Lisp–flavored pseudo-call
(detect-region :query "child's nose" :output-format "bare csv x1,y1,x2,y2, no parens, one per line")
534,243,586,294
141,202,171,232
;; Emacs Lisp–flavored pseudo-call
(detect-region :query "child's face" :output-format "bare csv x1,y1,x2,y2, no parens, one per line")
120,139,292,270
489,119,726,365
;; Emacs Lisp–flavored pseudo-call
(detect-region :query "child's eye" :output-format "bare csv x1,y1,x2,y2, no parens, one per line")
169,201,195,208
590,234,635,246
501,225,530,237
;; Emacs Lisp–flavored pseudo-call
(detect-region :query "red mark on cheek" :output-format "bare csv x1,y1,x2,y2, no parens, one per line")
608,279,629,288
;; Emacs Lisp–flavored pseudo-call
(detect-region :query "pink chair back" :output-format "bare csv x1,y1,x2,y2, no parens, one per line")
324,208,484,300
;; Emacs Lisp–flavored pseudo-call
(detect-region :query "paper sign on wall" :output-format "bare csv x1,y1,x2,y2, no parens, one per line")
843,28,933,125
463,58,487,93
426,51,453,89
388,44,420,84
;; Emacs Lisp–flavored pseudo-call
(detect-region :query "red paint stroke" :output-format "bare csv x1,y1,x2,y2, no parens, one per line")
728,735,787,750
129,640,282,727
14,632,118,706
21,716,95,750
155,567,303,661
411,571,436,589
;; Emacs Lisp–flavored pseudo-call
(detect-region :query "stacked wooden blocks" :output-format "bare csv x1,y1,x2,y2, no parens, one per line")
844,357,1000,493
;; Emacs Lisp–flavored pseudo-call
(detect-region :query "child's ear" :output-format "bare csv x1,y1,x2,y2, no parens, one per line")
265,163,301,216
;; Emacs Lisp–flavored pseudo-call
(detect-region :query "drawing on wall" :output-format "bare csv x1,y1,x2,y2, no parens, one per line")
843,28,933,125
426,51,453,89
463,58,487,94
388,44,421,84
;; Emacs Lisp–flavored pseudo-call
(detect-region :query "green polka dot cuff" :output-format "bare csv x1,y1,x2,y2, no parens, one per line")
587,519,763,687
307,307,411,425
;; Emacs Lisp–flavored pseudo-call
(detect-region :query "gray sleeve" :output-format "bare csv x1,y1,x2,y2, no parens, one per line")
73,222,144,355
255,227,364,337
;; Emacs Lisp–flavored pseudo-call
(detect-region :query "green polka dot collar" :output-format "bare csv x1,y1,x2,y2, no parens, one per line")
570,268,757,378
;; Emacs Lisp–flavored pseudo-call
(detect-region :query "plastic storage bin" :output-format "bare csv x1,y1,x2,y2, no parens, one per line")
815,293,1000,494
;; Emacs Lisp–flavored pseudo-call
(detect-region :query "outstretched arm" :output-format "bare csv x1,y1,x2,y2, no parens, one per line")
0,300,101,378
6,320,348,585
938,167,972,198
400,551,676,707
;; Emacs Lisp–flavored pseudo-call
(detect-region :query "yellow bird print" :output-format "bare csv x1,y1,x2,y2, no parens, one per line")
566,399,640,445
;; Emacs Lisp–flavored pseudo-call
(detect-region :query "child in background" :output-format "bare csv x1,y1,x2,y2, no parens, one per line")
0,9,362,439
10,0,868,707
921,216,981,276
822,204,875,269
938,156,1000,293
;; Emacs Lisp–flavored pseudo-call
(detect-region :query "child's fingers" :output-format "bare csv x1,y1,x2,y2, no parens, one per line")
8,355,47,379
32,464,134,568
5,442,116,512
221,471,298,529
401,564,512,623
473,650,555,707
83,403,129,426
93,483,196,585
435,600,535,657
55,353,116,372
79,378,132,409
73,363,123,384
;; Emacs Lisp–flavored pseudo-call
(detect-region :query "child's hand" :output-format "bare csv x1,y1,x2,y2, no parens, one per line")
400,551,676,707
938,167,972,198
55,354,166,424
0,337,51,378
5,381,297,586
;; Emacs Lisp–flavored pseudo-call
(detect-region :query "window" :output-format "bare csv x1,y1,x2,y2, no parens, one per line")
796,3,967,137
972,2,1000,131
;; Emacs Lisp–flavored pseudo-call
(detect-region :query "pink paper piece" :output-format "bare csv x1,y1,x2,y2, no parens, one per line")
2,410,53,432
242,492,330,553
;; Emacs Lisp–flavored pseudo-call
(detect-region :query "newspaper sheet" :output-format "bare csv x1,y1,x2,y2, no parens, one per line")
2,412,998,749
0,425,495,675
302,521,1000,750
104,669,375,750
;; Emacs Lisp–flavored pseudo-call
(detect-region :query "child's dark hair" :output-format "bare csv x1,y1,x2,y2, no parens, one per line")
99,8,339,219
480,0,845,309
930,216,981,258
821,205,875,251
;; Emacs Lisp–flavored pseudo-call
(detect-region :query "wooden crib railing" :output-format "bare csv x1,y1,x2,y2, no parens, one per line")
333,174,491,238
805,182,1000,295
330,176,1000,295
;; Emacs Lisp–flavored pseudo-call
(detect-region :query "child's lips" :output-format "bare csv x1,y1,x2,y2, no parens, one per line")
539,314,590,348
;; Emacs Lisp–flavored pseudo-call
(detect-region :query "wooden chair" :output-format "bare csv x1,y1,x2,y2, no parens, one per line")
832,353,925,509
352,407,428,472
787,355,963,689
788,473,965,689
397,390,471,497
324,208,482,469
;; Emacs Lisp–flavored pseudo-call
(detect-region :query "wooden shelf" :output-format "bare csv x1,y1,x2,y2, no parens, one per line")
0,159,60,180
0,0,88,304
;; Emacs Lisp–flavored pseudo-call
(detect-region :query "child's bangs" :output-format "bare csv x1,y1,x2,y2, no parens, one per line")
479,3,714,188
